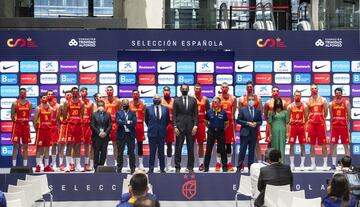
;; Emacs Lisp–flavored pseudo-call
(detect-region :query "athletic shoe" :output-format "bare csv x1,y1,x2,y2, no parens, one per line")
215,163,221,172
166,165,171,172
227,163,234,172
44,165,54,172
198,164,205,172
138,164,144,171
35,165,41,173
70,164,75,172
65,166,71,172
59,164,65,171
76,165,83,172
299,163,305,171
290,164,295,171
310,164,316,171
84,164,92,171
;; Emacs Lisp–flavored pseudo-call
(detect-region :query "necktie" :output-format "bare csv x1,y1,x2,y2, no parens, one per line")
156,106,160,120
100,112,104,128
250,107,254,119
184,96,187,111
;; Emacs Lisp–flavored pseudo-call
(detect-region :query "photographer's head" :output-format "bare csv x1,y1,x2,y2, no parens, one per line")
129,173,149,198
269,149,281,163
133,196,160,207
340,155,352,168
264,148,274,163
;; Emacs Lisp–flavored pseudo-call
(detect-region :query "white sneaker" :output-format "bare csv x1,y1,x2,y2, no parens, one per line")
323,164,328,171
76,165,83,172
299,163,305,171
310,164,316,171
166,165,172,172
290,164,295,171
65,166,71,172
138,164,144,171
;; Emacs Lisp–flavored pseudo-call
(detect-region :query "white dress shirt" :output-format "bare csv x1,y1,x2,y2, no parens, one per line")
182,95,188,111
123,111,130,132
154,105,162,119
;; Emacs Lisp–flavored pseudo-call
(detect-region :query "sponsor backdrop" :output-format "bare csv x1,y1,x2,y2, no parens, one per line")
0,30,360,167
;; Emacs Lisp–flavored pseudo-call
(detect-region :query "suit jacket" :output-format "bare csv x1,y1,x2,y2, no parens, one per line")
90,111,112,141
255,163,293,207
145,105,170,139
172,95,198,131
116,110,137,139
237,107,262,137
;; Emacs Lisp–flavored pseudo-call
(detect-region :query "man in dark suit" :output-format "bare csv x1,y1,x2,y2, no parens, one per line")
145,94,170,173
116,99,137,174
90,100,112,170
236,94,263,173
255,149,293,207
173,84,198,173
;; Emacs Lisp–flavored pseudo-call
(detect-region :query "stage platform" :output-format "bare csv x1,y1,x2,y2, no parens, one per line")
0,167,332,201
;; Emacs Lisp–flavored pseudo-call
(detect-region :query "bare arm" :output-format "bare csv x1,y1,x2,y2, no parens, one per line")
346,100,351,123
304,103,309,123
257,95,263,111
33,107,40,130
323,98,329,119
238,97,243,109
329,102,333,121
10,102,16,122
63,102,68,121
80,103,85,120
232,97,237,115
264,102,269,121
205,97,210,112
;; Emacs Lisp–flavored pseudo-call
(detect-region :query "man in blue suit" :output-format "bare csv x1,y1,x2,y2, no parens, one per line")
236,94,263,173
145,94,170,173
116,99,137,174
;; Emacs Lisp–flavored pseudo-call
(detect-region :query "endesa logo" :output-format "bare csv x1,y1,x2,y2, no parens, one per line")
1,74,18,85
158,74,175,85
119,74,136,85
333,73,350,84
80,74,97,84
255,74,272,84
138,74,155,85
1,98,16,108
99,74,116,84
40,74,57,84
60,74,77,84
314,73,331,84
256,37,287,48
216,74,233,85
6,37,38,48
177,74,194,85
353,121,360,131
196,74,213,85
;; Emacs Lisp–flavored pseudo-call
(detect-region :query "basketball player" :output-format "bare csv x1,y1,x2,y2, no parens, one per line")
104,86,122,166
264,86,288,144
162,86,175,171
11,88,32,167
58,90,72,171
193,83,210,171
329,88,351,169
63,87,85,172
287,90,308,171
130,89,146,170
46,90,59,169
307,84,328,171
238,81,263,163
217,82,237,172
80,87,95,171
33,94,54,172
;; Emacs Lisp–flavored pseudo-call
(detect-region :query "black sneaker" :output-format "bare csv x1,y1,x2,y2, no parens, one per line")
223,167,228,172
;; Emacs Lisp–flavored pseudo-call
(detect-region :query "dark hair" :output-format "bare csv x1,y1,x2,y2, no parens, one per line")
340,156,352,168
272,86,279,90
273,98,283,112
130,173,148,196
180,84,189,90
71,87,78,92
133,196,160,207
328,174,351,207
264,148,274,162
93,93,100,99
269,149,281,162
335,87,343,94
194,83,201,88
40,93,47,99
80,87,88,92
163,86,170,91
19,88,27,92
106,85,114,90
246,81,254,86
97,100,105,106
47,90,54,94
132,89,139,94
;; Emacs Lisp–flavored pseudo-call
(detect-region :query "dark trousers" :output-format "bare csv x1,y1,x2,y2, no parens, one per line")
92,138,109,170
204,129,227,168
237,134,257,168
148,137,165,171
117,132,135,171
175,129,194,170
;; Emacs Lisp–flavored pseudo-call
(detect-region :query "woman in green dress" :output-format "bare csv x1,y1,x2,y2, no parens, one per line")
268,98,289,162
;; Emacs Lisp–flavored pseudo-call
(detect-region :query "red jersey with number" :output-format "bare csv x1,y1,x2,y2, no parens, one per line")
195,96,207,123
308,96,326,124
38,105,52,129
82,99,93,123
105,98,119,122
14,100,31,123
331,99,347,126
289,103,305,125
130,100,145,124
242,94,260,108
219,95,235,120
68,99,82,124
162,98,174,121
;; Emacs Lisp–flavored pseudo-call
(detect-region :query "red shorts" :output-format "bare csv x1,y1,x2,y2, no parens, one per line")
288,125,307,144
195,122,206,143
67,123,83,143
109,123,117,142
35,128,52,147
330,125,350,144
308,123,328,145
135,123,145,142
225,120,235,144
82,124,92,144
51,125,59,144
165,122,175,143
11,122,31,144
58,123,68,144
257,128,262,142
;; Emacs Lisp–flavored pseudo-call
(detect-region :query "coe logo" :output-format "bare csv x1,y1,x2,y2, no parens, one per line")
314,74,331,84
255,74,272,84
6,37,38,48
197,74,213,85
216,74,233,85
138,74,155,85
256,37,287,48
81,74,98,84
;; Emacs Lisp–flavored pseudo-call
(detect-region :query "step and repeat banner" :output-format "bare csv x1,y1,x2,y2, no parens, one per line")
0,30,360,167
